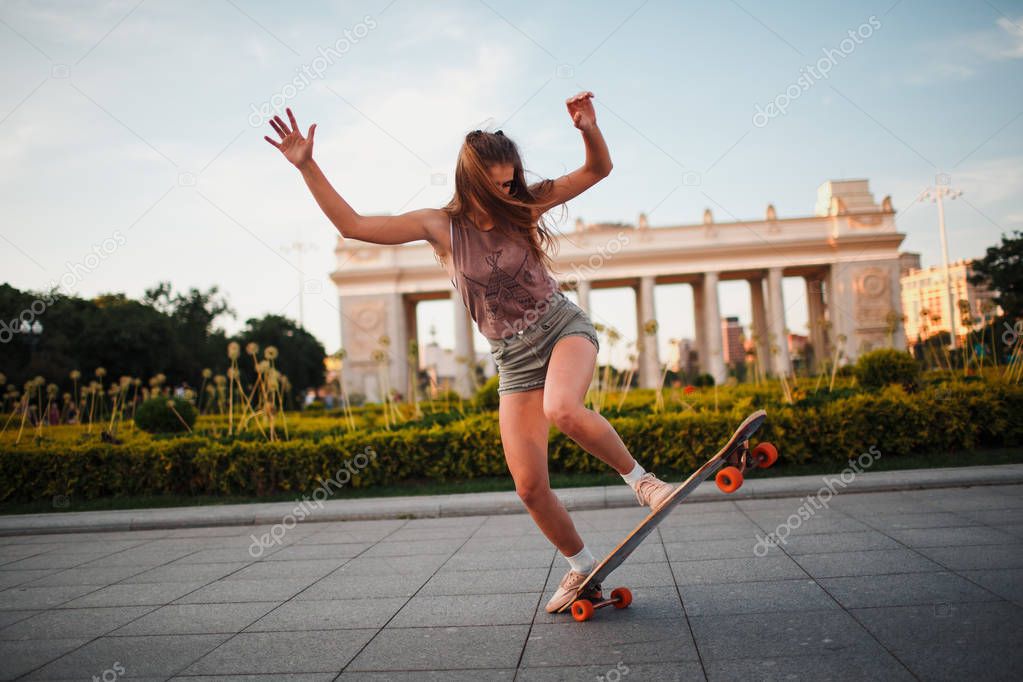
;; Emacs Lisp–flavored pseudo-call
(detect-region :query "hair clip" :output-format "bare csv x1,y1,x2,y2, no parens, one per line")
495,130,504,136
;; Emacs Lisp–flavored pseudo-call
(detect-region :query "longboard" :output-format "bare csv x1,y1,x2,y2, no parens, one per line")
558,409,776,621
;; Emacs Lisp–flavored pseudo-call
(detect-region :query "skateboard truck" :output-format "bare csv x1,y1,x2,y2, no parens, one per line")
569,586,633,622
715,440,778,493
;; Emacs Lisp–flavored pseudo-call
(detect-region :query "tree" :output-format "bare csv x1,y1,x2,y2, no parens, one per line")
970,231,1023,321
234,315,326,404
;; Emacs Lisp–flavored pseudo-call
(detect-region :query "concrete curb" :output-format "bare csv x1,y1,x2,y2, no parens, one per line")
2,464,1022,537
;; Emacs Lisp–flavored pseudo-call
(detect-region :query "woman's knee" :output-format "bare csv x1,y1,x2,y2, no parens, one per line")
515,478,553,507
543,399,586,435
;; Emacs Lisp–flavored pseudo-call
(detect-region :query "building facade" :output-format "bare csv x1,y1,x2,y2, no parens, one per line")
331,179,907,400
901,258,1001,343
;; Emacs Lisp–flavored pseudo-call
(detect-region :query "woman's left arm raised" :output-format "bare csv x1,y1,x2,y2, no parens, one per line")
532,91,612,213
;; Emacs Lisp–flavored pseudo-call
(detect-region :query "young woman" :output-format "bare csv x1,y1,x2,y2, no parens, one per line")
265,93,675,613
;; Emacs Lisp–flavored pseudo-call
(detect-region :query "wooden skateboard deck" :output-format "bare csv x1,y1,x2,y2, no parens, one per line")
558,409,774,620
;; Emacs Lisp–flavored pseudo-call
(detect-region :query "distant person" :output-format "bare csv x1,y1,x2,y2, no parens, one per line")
265,95,675,614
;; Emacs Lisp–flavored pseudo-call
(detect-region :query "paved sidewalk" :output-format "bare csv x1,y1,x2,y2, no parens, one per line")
2,464,1022,537
0,484,1021,679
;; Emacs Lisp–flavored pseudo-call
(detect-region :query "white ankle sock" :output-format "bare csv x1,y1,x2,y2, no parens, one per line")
565,546,595,574
621,462,646,489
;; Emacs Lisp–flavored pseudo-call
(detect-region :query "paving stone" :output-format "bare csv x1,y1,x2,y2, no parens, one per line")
0,585,97,610
0,606,153,640
518,661,704,681
360,539,462,558
864,511,976,529
177,675,334,681
294,573,430,601
0,610,39,630
112,602,279,636
442,548,554,571
1,552,113,571
63,581,207,608
0,570,57,589
884,525,1017,547
793,548,945,578
658,522,763,542
704,652,915,681
333,555,446,577
960,568,1023,603
778,531,902,555
916,543,1023,570
263,543,370,561
347,625,530,671
689,609,879,660
245,597,407,631
391,592,537,627
120,562,250,584
669,555,805,585
522,619,697,667
0,638,88,680
421,567,549,595
182,629,374,674
226,559,346,581
25,633,228,679
174,578,312,604
21,564,148,587
851,601,1023,680
680,578,838,616
819,571,1004,609
663,537,763,561
340,671,514,681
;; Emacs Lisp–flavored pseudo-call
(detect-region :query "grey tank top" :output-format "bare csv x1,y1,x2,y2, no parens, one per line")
449,214,558,340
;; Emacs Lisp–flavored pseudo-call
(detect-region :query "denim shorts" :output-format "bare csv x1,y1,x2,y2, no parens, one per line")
487,290,600,396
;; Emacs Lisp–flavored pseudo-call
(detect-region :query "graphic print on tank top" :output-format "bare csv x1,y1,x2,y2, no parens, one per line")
450,215,557,340
463,249,537,322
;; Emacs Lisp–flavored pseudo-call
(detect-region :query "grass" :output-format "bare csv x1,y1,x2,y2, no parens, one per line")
1,446,1021,517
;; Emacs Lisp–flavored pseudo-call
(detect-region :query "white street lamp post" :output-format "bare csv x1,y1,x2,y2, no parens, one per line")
919,184,962,350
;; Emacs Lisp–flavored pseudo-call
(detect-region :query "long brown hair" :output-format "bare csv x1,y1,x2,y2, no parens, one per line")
443,129,560,271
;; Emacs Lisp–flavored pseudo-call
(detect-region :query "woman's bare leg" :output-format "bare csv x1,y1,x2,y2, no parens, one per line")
499,387,584,556
543,336,636,474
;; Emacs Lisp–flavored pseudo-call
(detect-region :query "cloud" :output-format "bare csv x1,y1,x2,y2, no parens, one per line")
900,14,1023,85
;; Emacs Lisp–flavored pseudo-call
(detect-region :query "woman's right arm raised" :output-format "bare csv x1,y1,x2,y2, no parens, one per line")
264,108,437,246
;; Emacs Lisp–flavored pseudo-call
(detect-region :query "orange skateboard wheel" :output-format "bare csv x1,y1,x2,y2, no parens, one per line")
752,442,778,468
715,466,743,493
571,599,595,622
611,587,632,609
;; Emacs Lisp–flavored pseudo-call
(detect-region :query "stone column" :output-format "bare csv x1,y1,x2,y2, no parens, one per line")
749,277,769,379
702,272,727,385
451,290,475,397
576,280,591,314
692,280,707,376
766,267,792,376
805,276,827,372
637,275,659,389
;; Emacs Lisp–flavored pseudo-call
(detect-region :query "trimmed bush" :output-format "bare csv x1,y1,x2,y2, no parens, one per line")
854,349,921,391
2,381,1021,504
134,397,198,434
474,375,500,411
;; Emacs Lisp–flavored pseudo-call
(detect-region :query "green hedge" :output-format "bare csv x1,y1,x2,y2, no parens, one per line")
1,382,1021,503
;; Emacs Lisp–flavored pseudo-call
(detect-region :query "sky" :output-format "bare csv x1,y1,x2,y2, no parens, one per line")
1,0,1021,369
